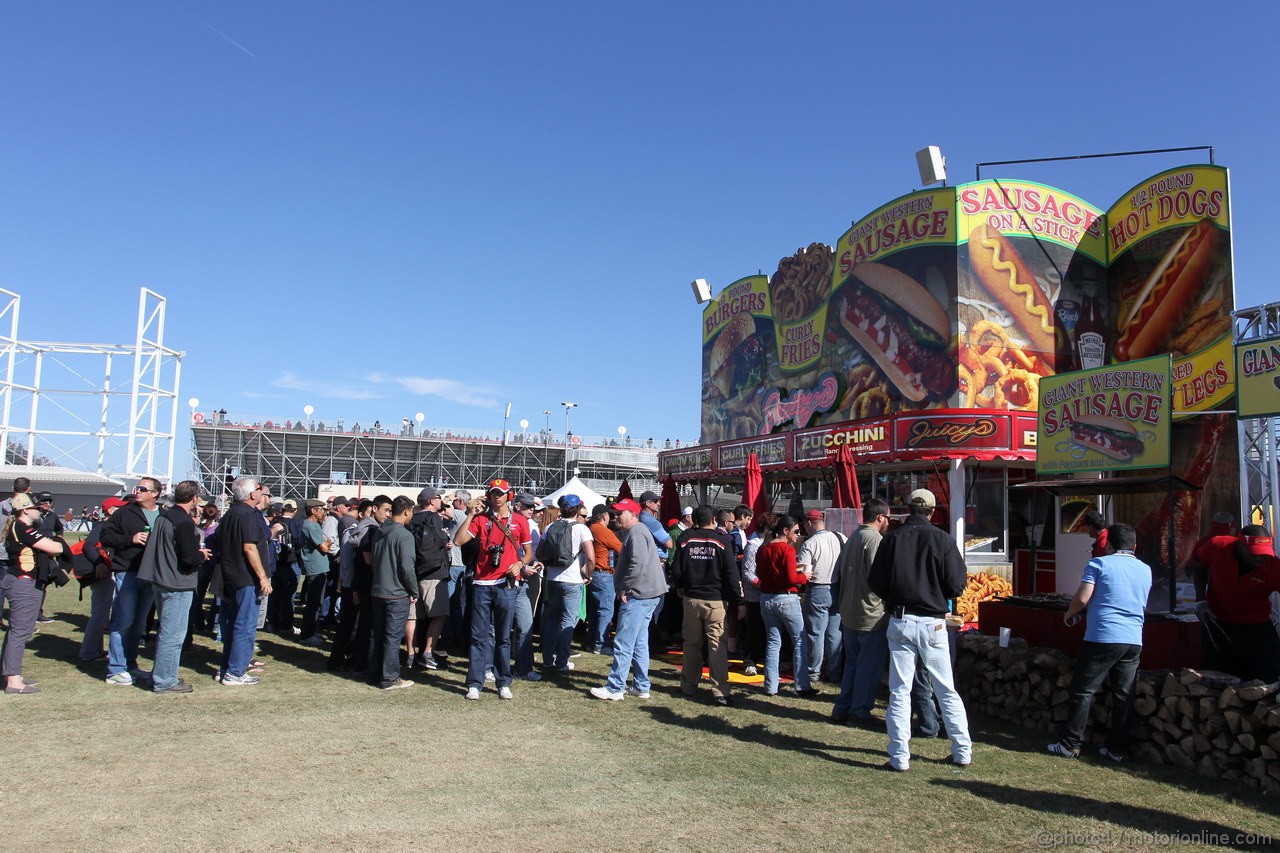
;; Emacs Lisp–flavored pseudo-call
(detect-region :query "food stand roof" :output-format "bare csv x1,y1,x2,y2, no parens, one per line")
1008,474,1201,497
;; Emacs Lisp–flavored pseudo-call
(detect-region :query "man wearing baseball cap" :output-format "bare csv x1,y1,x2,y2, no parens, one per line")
590,498,666,701
868,488,972,771
799,509,846,684
453,478,534,700
1190,524,1280,682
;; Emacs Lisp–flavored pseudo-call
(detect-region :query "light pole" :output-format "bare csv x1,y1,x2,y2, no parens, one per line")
303,404,314,430
542,409,552,445
617,425,626,447
519,418,529,445
188,397,200,423
415,412,424,437
502,402,512,446
561,401,577,484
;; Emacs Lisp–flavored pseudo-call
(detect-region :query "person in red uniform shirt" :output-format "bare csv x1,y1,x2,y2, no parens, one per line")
754,515,816,697
1190,525,1280,682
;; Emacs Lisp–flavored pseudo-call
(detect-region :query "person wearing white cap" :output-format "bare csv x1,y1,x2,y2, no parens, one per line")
867,488,972,772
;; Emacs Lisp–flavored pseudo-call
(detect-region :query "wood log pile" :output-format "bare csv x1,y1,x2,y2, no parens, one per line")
955,632,1280,792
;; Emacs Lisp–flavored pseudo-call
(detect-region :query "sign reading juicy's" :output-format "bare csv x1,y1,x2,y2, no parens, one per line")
837,262,952,402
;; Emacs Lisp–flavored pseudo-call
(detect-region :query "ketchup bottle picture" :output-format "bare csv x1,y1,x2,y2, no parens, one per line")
1076,279,1107,369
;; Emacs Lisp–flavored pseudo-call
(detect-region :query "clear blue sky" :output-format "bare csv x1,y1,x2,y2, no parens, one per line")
2,2,1276,468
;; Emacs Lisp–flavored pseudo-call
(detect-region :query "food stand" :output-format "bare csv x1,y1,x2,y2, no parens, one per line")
662,163,1241,668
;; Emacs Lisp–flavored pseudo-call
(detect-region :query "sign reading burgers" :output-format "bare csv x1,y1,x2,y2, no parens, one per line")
700,275,774,445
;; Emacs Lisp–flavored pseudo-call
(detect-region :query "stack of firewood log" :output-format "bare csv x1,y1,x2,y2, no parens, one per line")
954,632,1280,791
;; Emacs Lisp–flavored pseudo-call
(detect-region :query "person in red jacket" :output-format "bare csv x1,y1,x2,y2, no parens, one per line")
754,515,816,697
1191,525,1280,682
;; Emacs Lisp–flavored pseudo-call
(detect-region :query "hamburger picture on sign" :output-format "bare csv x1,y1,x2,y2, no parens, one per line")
700,275,775,444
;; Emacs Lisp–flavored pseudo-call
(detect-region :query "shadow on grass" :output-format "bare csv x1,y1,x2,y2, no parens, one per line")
638,703,885,770
931,779,1275,851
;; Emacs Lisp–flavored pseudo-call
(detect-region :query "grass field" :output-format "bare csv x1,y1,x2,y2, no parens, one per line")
5,584,1280,852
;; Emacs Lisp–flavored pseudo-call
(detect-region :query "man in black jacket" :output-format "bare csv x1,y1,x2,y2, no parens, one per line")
868,488,972,772
137,480,207,693
99,476,163,686
408,487,452,670
671,505,744,706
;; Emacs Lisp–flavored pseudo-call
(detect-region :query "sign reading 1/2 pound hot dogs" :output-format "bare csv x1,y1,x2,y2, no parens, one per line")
1036,355,1172,475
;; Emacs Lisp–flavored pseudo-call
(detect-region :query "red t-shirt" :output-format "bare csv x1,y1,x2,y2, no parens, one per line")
1091,528,1109,559
1195,535,1280,625
755,540,809,594
467,511,532,584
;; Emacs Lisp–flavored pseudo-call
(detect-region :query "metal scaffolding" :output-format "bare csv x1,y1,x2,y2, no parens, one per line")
190,423,662,501
0,288,183,483
1234,301,1280,530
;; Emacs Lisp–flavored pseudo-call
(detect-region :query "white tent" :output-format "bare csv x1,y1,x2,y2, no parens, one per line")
541,476,608,512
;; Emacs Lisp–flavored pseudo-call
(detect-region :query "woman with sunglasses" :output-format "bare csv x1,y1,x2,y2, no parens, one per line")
753,515,816,697
2,493,70,694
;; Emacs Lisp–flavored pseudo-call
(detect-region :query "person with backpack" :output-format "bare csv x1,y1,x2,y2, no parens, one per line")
538,494,594,673
264,502,298,635
407,487,453,670
74,495,129,662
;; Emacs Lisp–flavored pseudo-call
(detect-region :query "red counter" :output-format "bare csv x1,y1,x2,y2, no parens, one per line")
978,600,1203,670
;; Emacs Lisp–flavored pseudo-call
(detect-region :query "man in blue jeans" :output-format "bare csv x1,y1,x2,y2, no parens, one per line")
99,475,165,686
798,509,846,684
1048,522,1152,762
590,499,667,702
868,488,972,772
136,480,208,693
367,496,417,691
216,477,273,685
832,498,890,727
454,479,533,700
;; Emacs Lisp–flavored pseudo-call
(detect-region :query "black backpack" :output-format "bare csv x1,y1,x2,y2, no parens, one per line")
410,511,450,578
535,519,578,568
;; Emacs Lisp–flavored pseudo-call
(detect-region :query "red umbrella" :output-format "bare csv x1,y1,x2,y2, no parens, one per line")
744,452,769,534
617,479,633,501
659,475,681,527
833,444,862,509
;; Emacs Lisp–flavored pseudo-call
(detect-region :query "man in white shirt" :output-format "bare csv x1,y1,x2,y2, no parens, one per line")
798,509,846,684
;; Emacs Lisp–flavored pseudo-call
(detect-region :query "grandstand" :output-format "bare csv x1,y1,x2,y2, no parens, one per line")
189,415,670,502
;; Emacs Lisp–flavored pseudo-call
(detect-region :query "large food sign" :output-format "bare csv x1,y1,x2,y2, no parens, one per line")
697,165,1236,455
1036,355,1172,474
1236,336,1280,419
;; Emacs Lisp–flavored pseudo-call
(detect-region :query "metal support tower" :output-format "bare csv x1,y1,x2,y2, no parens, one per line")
1233,301,1280,532
0,288,184,483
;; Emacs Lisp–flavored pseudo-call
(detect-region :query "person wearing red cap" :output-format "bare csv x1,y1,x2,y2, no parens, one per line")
590,498,667,701
1190,524,1280,682
74,495,130,662
453,478,534,700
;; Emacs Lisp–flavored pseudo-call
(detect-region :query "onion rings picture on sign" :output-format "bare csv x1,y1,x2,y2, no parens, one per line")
769,243,832,324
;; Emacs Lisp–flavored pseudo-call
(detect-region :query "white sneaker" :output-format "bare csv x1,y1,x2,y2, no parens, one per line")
625,686,650,699
484,670,496,683
465,687,481,700
590,685,625,701
104,672,133,686
557,662,575,672
220,672,261,686
499,686,514,700
743,664,758,676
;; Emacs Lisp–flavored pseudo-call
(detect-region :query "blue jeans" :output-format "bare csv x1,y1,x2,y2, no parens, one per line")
541,581,583,668
587,572,616,651
605,595,661,693
911,622,958,735
152,588,194,690
219,585,261,678
443,565,467,647
803,584,842,681
833,625,888,719
886,615,971,770
511,580,539,676
79,576,115,660
1059,641,1142,753
467,583,518,689
368,596,412,688
107,572,154,676
761,592,810,693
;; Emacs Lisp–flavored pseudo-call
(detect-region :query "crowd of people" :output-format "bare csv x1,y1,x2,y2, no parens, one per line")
2,472,1278,773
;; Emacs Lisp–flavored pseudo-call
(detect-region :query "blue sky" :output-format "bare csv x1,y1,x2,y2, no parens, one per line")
2,2,1277,472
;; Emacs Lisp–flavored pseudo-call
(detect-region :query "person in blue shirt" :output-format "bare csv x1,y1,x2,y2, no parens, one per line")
1048,522,1151,763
